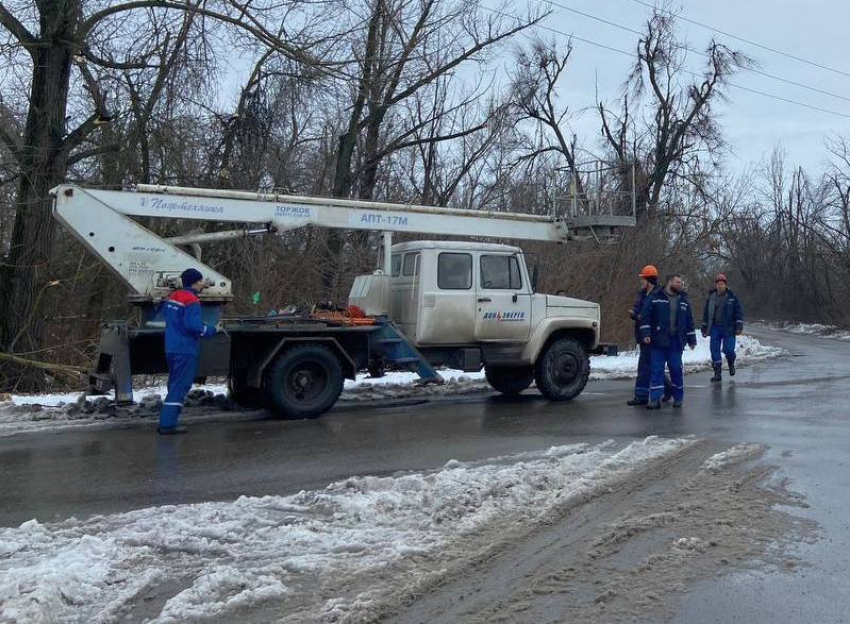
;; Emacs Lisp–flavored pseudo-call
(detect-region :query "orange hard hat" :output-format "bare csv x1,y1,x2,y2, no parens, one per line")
639,265,658,278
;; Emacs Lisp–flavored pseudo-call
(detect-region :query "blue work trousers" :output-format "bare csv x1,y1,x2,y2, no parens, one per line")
650,337,684,402
158,353,198,429
635,343,671,400
709,325,736,367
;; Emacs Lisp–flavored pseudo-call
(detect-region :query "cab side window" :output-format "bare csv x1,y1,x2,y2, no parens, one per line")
402,252,420,276
391,254,402,277
438,253,472,290
480,255,522,289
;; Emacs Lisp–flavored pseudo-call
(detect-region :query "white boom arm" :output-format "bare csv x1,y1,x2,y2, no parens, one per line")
52,184,575,301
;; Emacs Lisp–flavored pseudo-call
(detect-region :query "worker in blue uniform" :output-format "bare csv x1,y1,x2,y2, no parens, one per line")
639,274,697,410
158,268,217,435
627,265,671,406
701,273,744,383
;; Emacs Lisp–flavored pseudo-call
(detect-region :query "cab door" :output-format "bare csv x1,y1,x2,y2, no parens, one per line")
474,253,532,341
394,251,420,339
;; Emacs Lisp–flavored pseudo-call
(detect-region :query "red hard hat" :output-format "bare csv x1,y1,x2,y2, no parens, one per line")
639,265,658,278
715,273,727,283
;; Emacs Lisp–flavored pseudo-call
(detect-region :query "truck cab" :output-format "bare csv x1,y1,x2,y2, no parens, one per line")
385,241,600,362
390,241,533,345
348,240,601,402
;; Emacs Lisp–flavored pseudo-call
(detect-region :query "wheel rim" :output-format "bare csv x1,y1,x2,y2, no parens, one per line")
284,360,329,404
551,351,580,385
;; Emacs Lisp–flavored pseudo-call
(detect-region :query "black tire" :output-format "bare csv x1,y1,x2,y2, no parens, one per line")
228,374,264,408
484,366,534,396
264,343,344,419
534,337,590,401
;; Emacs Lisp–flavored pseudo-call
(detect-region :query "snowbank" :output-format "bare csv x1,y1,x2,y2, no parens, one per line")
767,321,850,341
4,382,230,408
701,443,765,472
588,333,780,379
3,333,779,407
0,334,781,437
0,437,693,623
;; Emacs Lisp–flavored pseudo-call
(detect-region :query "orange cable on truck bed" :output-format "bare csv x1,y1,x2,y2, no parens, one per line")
310,305,376,325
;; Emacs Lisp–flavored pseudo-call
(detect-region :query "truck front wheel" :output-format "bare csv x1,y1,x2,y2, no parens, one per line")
485,366,534,396
264,344,344,419
534,337,590,401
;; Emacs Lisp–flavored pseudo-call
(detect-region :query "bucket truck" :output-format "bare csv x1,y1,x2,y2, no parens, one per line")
51,184,633,419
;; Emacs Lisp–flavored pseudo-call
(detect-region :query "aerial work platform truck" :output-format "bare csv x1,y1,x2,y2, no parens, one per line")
51,183,634,418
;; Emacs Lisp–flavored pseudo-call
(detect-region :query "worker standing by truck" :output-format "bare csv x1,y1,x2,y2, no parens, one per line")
640,274,697,410
157,269,217,435
701,273,744,383
627,265,671,406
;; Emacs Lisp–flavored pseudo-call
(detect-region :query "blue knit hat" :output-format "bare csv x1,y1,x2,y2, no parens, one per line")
181,268,203,288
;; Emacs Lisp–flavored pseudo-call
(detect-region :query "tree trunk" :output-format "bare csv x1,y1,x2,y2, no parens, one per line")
0,10,76,391
358,111,385,202
319,0,384,298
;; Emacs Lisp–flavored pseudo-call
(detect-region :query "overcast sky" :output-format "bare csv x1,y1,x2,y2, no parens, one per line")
515,0,849,173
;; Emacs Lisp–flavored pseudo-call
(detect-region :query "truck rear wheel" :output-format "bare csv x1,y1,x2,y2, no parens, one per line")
534,337,590,401
485,366,534,396
264,343,344,419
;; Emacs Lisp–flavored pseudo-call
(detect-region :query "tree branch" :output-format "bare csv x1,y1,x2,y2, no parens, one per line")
384,17,539,111
79,0,321,68
62,113,105,153
82,48,160,70
0,2,36,49
0,350,86,377
375,121,488,161
67,143,120,167
0,123,19,161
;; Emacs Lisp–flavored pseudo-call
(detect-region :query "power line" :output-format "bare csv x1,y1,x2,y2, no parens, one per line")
550,2,643,37
727,83,850,119
548,0,850,104
479,5,850,120
624,0,850,80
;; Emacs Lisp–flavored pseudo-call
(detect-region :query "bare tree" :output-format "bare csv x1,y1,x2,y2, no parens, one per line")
316,0,543,294
510,38,586,201
599,13,749,216
0,0,333,389
331,0,540,200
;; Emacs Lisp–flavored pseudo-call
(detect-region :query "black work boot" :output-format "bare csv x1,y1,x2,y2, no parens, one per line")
673,399,683,408
646,399,662,410
727,357,736,377
627,397,648,406
710,364,722,383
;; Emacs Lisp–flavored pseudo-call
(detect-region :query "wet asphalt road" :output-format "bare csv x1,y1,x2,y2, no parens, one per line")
1,325,849,622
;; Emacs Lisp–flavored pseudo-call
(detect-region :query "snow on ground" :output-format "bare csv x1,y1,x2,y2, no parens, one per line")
588,333,781,380
0,436,693,624
3,333,780,407
344,333,781,388
766,321,850,341
701,443,766,472
0,334,781,438
3,383,230,408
